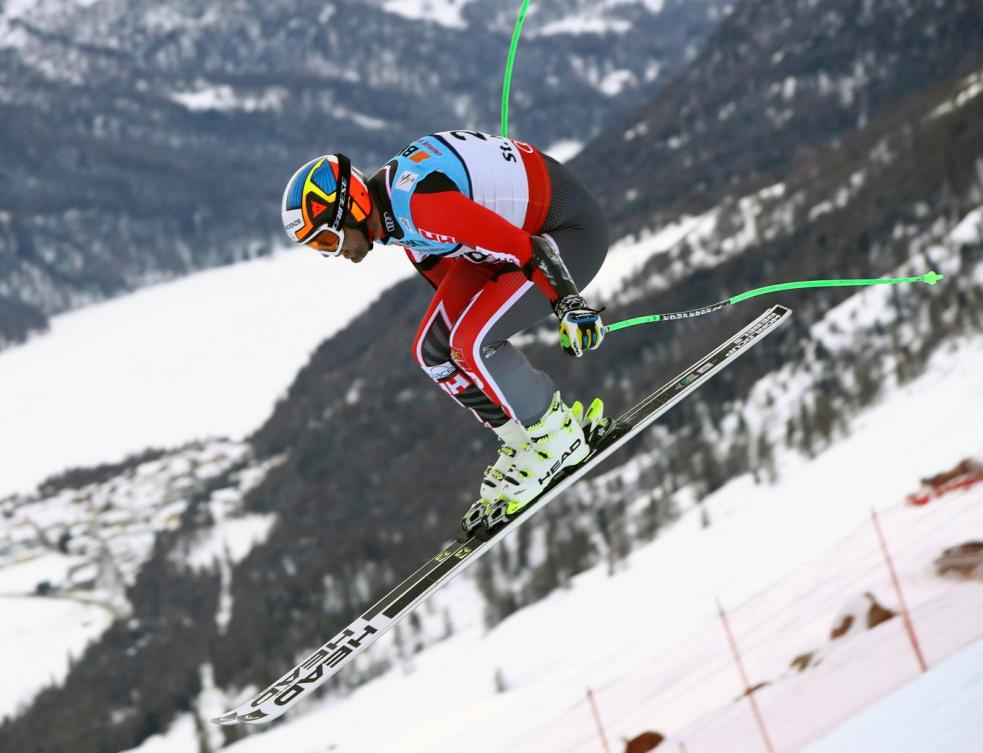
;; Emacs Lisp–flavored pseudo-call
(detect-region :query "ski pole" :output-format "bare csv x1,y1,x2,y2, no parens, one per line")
604,271,944,333
501,0,531,137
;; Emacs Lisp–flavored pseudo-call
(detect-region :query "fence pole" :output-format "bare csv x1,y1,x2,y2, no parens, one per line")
586,687,612,753
717,598,776,753
871,508,929,672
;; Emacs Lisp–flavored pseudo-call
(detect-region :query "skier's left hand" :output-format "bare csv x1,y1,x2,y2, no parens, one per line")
554,294,605,358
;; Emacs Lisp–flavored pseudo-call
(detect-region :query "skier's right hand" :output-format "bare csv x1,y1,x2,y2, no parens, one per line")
554,294,605,358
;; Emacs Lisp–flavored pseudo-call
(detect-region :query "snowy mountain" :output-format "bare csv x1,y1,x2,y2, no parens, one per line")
0,0,724,349
572,0,983,235
2,0,982,750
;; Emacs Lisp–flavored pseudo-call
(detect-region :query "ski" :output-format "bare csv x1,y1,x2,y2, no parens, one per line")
212,304,791,726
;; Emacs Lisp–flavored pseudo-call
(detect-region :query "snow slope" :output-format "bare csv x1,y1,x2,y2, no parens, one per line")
177,332,982,752
801,637,983,753
0,247,412,498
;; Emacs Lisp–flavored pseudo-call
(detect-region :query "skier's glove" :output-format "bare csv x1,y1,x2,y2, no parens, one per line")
554,294,605,358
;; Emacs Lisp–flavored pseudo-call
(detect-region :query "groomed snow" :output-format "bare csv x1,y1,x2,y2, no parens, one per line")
800,637,983,753
1,247,412,498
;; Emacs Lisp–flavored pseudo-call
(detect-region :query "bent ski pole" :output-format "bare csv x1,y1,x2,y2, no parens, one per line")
605,271,943,333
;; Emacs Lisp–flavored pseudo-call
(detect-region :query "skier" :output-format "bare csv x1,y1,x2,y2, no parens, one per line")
280,130,609,530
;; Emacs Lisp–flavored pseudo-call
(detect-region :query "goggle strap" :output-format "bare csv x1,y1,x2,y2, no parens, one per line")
332,154,353,232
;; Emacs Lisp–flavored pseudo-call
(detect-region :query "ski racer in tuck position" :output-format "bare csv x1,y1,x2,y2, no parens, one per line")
280,130,610,532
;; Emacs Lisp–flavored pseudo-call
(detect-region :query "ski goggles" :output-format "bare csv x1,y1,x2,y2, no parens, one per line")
305,225,346,257
299,154,354,257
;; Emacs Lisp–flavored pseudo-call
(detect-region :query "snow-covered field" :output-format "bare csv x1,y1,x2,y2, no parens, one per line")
118,330,983,753
0,596,113,722
0,247,412,498
382,0,472,29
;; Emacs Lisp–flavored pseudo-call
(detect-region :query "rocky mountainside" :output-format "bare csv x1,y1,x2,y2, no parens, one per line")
0,0,723,348
571,0,983,237
1,0,982,750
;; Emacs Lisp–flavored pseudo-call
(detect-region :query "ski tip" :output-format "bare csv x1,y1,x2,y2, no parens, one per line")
921,270,944,285
237,709,273,724
211,707,273,726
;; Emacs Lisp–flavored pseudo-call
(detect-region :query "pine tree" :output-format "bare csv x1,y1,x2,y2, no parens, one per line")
799,401,815,458
753,430,777,484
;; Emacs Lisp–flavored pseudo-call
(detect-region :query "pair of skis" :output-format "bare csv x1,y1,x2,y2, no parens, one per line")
213,305,791,725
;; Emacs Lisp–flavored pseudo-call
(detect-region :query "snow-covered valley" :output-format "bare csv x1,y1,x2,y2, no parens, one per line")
0,246,413,499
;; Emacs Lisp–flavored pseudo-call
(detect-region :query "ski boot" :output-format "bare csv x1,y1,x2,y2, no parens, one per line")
461,393,608,535
461,418,530,535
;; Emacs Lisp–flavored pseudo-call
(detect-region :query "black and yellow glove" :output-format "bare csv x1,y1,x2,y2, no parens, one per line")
554,294,605,358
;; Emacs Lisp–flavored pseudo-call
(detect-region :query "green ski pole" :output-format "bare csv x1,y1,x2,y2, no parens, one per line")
501,0,531,136
605,271,944,333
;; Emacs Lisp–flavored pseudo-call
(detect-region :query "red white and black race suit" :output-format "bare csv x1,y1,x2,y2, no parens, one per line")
368,131,608,427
